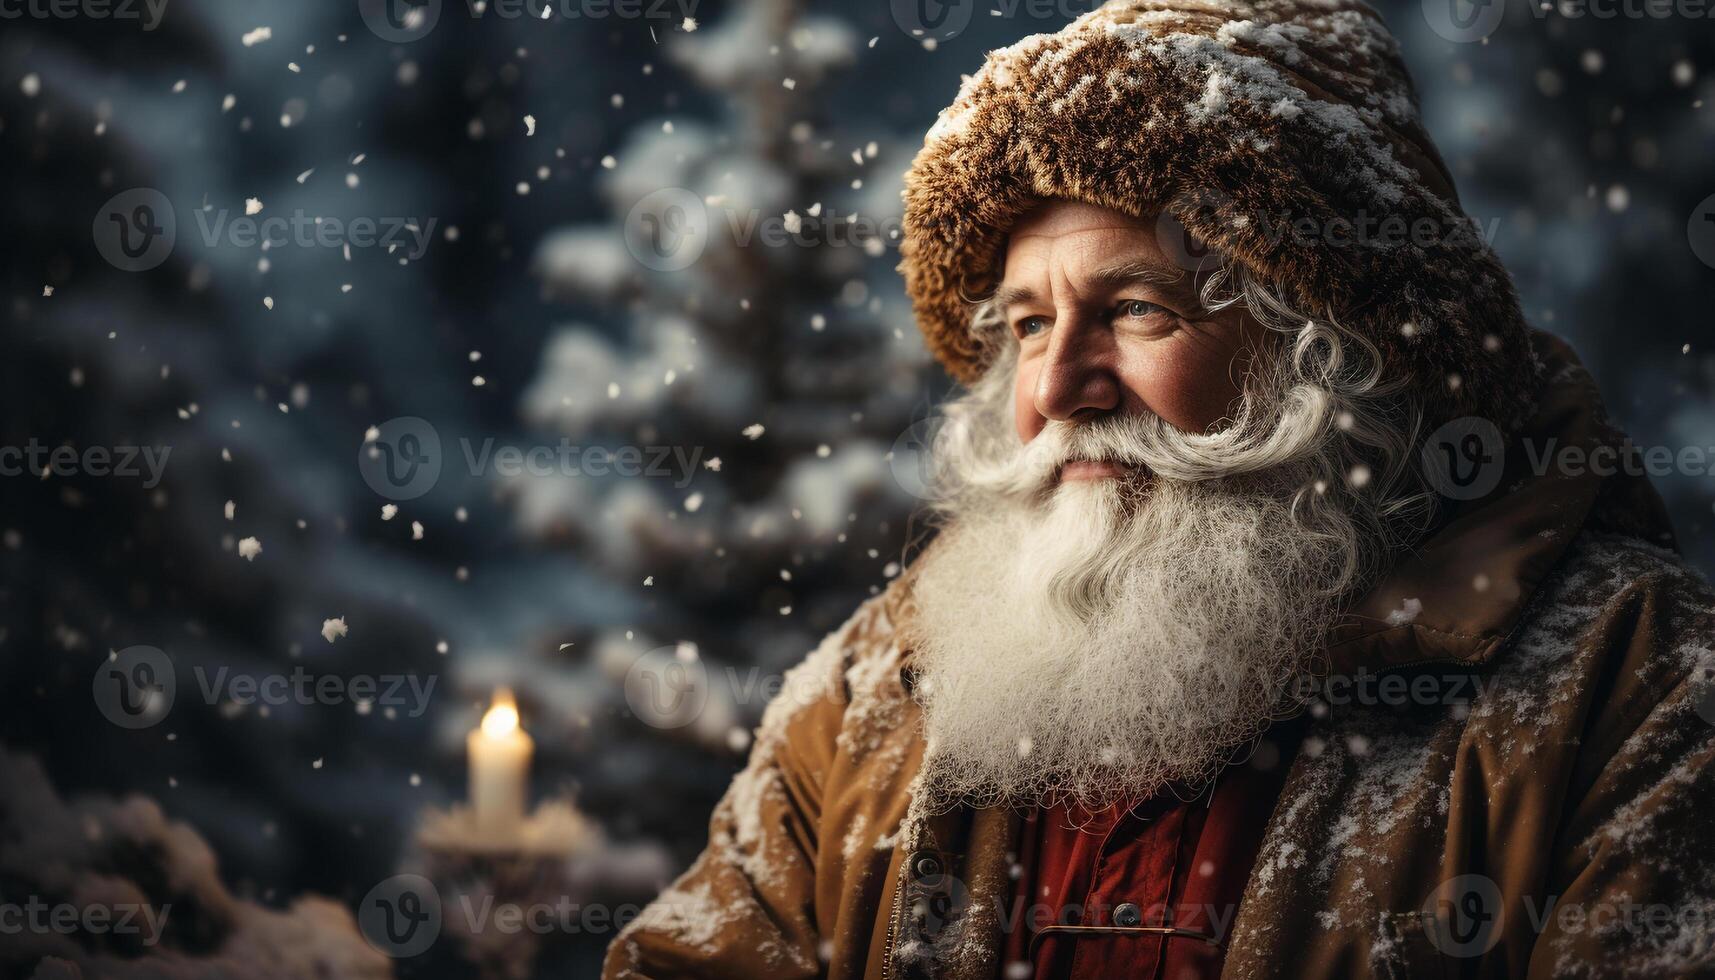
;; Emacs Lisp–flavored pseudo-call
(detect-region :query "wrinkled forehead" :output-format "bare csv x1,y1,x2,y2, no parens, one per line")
1006,200,1158,241
995,198,1219,305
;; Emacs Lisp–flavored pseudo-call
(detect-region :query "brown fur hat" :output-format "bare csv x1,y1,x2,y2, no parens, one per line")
898,0,1540,431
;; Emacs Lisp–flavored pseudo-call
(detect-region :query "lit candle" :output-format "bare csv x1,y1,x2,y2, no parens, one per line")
468,689,533,838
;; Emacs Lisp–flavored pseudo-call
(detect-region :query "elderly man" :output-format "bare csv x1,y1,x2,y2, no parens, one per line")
605,0,1715,977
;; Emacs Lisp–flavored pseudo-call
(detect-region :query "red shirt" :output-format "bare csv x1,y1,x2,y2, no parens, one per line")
1000,726,1300,980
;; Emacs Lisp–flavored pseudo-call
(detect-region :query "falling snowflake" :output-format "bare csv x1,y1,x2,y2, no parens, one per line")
1385,597,1423,626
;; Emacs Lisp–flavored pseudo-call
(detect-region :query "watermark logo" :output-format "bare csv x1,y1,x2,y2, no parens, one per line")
1424,0,1505,41
360,417,443,501
94,189,176,272
888,413,969,501
1695,665,1715,728
903,855,971,942
93,645,176,729
1421,874,1505,957
359,874,442,957
1688,193,1715,270
1421,416,1506,502
1155,187,1234,273
623,188,709,272
1155,210,1222,274
358,0,441,41
890,0,973,40
624,644,710,729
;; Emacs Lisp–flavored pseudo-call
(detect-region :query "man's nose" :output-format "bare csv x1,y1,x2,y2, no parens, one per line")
1032,317,1120,422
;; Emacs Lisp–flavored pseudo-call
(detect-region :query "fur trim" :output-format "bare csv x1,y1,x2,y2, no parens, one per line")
898,0,1540,430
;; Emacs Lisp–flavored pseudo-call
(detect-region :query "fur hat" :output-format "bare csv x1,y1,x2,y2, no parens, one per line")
898,0,1540,431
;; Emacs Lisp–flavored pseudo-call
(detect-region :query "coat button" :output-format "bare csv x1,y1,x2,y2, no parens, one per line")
1114,902,1143,927
910,852,942,880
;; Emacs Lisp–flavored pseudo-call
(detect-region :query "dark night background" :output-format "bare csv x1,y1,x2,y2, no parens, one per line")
1,0,1712,975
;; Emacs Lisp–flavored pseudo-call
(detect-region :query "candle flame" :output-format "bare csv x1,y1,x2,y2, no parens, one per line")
481,689,520,738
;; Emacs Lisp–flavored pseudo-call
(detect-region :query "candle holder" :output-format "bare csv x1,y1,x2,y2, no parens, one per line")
408,799,603,980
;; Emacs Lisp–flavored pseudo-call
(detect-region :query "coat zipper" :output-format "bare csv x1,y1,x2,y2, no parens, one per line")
880,857,905,980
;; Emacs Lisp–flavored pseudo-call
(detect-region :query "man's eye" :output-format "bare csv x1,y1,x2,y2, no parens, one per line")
1017,317,1049,338
1116,299,1165,319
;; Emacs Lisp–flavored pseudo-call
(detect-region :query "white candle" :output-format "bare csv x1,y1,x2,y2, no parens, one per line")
468,689,533,838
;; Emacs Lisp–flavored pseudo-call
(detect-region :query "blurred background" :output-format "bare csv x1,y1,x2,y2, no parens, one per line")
1,0,1712,975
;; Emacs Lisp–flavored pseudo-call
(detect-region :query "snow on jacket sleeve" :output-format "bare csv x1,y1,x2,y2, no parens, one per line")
603,614,857,980
1527,558,1715,978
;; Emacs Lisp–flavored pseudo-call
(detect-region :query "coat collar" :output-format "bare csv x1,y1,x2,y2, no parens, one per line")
1323,329,1676,675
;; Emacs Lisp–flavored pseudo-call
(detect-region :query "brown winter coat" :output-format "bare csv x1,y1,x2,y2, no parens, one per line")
603,332,1715,978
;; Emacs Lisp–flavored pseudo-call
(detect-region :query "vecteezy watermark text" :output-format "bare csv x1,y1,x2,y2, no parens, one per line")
358,417,706,501
192,665,437,717
93,645,439,729
0,440,171,488
461,439,703,488
192,207,437,261
358,0,698,43
358,874,723,959
622,188,904,272
1420,874,1715,958
889,0,1110,42
0,0,167,29
1421,415,1715,503
0,898,172,945
94,188,438,272
1423,0,1715,43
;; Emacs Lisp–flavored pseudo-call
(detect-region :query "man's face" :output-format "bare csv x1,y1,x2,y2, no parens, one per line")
905,207,1386,811
998,200,1271,480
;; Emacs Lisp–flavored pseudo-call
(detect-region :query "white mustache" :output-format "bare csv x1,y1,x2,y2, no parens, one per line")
1004,384,1334,492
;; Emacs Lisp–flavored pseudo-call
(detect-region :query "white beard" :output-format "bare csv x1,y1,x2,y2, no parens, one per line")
904,415,1367,814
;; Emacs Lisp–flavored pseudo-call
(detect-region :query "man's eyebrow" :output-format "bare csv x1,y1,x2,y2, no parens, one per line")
991,283,1038,311
992,261,1197,312
1086,260,1187,292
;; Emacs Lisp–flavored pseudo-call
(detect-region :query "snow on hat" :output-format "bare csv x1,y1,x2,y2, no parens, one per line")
898,0,1540,431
